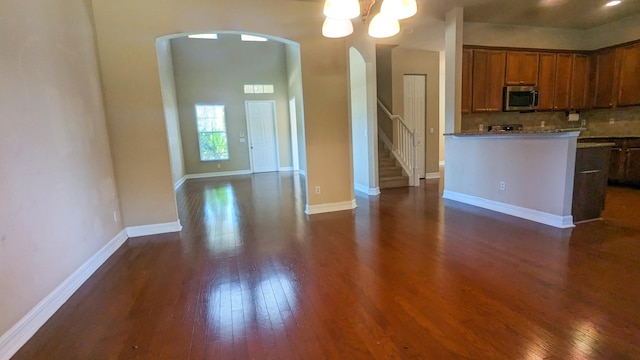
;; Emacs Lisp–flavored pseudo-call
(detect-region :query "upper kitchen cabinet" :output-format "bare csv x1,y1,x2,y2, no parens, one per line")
592,49,618,108
618,43,640,107
472,50,506,112
462,49,473,114
554,54,573,111
505,51,539,85
538,53,557,111
570,54,591,110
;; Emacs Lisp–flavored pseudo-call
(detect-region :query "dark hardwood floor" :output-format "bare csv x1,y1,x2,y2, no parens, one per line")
14,173,640,359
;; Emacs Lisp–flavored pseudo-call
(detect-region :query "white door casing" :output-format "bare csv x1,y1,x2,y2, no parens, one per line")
404,75,426,179
289,97,299,171
245,100,279,173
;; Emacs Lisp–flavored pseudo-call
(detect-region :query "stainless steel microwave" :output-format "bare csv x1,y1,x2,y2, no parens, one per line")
504,86,539,111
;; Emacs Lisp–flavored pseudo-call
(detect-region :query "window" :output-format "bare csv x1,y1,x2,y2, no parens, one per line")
195,105,229,161
241,34,268,42
243,84,274,94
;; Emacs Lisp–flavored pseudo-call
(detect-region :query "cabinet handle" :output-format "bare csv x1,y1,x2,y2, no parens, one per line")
580,170,601,174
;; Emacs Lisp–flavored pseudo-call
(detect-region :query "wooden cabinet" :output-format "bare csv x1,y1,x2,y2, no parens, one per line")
472,50,506,112
505,51,539,85
626,148,640,183
461,49,473,114
537,53,557,111
554,54,573,111
570,54,591,110
579,138,640,185
573,145,611,222
618,43,640,106
592,49,618,108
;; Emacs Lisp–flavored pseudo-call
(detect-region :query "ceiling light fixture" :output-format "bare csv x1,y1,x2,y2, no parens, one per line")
606,0,621,6
321,0,416,39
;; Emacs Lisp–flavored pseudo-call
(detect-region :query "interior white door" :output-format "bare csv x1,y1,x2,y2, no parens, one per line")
403,75,426,179
246,100,279,173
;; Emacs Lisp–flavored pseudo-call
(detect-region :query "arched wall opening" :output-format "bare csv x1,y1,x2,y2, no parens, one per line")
156,31,308,220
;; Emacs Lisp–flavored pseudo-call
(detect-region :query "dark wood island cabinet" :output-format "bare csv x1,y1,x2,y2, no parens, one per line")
573,143,613,222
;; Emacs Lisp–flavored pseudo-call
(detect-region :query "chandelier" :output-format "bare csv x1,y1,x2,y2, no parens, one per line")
322,0,417,39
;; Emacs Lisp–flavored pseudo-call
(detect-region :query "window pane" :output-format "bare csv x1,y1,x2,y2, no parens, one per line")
264,85,274,93
199,132,229,161
195,104,229,161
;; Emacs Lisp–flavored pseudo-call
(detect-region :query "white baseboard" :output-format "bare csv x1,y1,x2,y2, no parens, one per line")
439,160,445,167
305,199,357,215
279,167,294,171
186,170,252,180
443,190,574,229
0,229,128,360
425,172,441,180
126,221,182,238
354,184,380,196
174,176,187,190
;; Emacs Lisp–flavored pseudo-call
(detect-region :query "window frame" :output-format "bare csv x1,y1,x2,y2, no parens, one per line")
194,104,230,162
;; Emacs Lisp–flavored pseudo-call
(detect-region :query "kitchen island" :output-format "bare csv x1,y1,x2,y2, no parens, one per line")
443,129,581,228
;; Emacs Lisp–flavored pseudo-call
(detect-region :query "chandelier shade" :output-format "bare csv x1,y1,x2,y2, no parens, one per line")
323,0,361,20
380,0,417,20
322,17,354,38
368,12,400,38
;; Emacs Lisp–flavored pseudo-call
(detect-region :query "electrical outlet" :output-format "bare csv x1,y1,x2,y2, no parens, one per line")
499,181,506,191
541,121,545,128
609,117,615,125
315,186,321,194
113,211,118,222
479,124,484,132
217,163,221,169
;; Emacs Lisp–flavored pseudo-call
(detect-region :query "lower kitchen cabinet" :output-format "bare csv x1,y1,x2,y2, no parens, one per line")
573,144,612,222
579,137,640,185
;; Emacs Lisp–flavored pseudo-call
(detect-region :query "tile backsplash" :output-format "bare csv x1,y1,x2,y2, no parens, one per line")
462,106,640,136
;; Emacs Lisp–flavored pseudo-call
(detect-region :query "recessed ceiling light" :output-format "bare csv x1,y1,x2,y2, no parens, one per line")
606,1,622,6
188,34,218,39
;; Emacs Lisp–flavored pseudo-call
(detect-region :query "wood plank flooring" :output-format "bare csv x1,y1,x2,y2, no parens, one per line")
13,172,640,359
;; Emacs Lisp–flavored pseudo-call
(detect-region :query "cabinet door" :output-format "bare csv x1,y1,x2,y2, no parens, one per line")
593,49,618,108
486,51,506,112
570,54,591,110
472,50,506,112
618,44,640,107
538,53,556,111
609,148,626,182
462,49,473,114
554,54,573,111
505,51,539,85
625,148,640,182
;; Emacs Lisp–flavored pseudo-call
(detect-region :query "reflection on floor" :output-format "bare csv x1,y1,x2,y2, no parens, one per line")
14,173,640,359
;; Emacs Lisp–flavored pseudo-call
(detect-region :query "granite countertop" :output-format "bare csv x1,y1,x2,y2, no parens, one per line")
577,142,616,149
444,128,584,136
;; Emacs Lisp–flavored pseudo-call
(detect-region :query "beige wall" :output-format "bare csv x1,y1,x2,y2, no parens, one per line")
171,35,292,175
91,0,353,216
0,0,122,336
583,14,640,50
157,39,186,186
375,45,395,140
391,48,441,175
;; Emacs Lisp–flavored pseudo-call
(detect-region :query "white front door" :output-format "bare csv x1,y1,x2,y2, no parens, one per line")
404,75,426,179
245,100,279,173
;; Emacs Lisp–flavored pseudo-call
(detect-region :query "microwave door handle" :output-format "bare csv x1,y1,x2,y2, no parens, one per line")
532,90,539,107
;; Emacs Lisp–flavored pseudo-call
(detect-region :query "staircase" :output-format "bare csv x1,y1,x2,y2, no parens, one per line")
378,142,409,189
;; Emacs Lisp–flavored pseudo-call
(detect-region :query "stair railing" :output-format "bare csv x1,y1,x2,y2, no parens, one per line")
377,99,419,186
